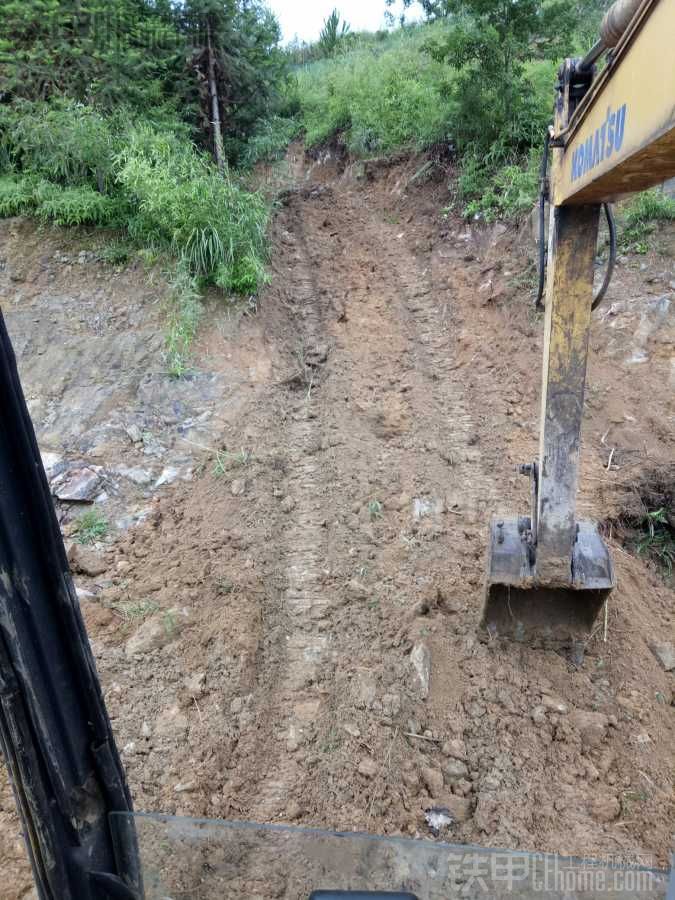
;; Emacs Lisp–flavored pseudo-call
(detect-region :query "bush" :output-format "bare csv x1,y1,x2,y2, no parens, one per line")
296,23,456,154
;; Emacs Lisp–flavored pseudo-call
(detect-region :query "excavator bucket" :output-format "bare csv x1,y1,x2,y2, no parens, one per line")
482,517,615,647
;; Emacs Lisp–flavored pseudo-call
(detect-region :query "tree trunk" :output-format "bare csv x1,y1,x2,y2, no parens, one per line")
206,19,226,172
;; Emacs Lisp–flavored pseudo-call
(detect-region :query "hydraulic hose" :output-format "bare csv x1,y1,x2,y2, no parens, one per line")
534,132,550,311
534,133,616,312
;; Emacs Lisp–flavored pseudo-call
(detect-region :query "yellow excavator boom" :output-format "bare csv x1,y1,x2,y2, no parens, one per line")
482,0,675,649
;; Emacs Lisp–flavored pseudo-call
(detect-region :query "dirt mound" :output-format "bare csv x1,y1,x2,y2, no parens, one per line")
1,147,673,897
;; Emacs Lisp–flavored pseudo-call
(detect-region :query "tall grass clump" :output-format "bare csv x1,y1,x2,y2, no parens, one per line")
114,124,269,292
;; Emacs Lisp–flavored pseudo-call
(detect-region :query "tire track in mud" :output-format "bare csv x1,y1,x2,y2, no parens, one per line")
248,190,337,820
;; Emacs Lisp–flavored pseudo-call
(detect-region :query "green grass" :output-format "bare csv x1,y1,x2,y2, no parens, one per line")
619,189,675,253
213,448,253,478
0,100,272,375
634,508,674,578
73,509,109,545
110,599,160,621
294,22,456,155
164,265,202,378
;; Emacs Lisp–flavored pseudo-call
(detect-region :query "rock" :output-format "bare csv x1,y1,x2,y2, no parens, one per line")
531,705,547,725
588,795,620,823
347,579,368,600
442,739,467,761
541,695,569,714
570,710,609,749
649,641,675,671
465,701,486,719
424,807,454,836
230,478,247,496
185,672,206,697
343,723,361,738
126,424,143,443
230,697,244,715
155,466,181,488
40,451,63,479
358,757,378,778
125,608,188,657
115,465,153,486
67,544,108,577
75,585,96,602
481,772,501,791
382,693,401,717
174,781,197,793
445,794,472,823
410,642,431,698
355,670,377,709
280,496,296,514
155,704,189,738
421,766,444,798
443,758,469,785
52,466,102,502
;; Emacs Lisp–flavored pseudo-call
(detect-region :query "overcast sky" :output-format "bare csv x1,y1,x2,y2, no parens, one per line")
266,0,422,44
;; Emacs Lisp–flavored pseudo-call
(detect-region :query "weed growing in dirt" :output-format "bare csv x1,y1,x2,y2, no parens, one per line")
635,508,674,578
98,240,132,266
111,599,160,621
165,265,202,378
368,500,384,521
213,448,253,477
216,576,235,595
163,610,177,636
73,509,109,545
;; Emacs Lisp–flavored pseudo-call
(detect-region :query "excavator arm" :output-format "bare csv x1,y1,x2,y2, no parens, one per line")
482,0,675,647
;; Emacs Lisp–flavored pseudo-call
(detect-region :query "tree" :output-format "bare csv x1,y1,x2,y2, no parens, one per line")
179,0,285,164
318,9,351,57
0,0,185,110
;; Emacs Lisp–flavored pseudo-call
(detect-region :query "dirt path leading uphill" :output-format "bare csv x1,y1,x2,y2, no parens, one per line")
1,148,674,897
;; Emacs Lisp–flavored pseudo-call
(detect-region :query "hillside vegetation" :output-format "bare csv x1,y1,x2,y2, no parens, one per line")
1,0,673,373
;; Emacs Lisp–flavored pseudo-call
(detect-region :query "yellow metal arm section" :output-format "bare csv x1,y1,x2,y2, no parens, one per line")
554,0,675,206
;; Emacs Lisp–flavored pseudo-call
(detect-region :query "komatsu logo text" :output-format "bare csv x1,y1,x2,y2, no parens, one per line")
570,104,627,182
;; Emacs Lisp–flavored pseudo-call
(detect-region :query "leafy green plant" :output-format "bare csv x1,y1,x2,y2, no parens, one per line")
459,149,540,221
368,500,384,521
34,181,119,227
73,509,109,545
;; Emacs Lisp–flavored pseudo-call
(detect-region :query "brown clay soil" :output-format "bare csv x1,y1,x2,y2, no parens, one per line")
1,145,674,897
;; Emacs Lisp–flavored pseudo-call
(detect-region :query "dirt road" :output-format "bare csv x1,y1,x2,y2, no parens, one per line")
0,147,673,897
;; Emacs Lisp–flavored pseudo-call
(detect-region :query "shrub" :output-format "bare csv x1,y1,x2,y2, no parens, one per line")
620,188,675,251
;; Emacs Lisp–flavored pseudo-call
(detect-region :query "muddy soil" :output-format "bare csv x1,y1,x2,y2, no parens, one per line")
0,147,673,898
